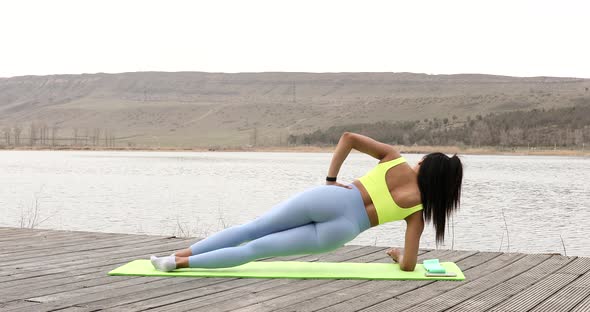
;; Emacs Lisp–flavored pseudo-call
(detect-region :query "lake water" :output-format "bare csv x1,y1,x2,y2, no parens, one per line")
1,150,589,257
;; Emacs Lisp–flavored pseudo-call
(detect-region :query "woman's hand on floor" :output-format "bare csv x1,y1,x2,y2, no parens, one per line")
386,247,402,262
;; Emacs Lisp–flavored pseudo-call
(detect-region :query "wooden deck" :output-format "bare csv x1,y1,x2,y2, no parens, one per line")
0,227,589,312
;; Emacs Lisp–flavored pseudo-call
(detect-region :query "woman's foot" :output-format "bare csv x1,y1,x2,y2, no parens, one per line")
150,255,177,272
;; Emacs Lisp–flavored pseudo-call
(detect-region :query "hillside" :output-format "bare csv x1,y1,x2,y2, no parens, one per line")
1,72,589,147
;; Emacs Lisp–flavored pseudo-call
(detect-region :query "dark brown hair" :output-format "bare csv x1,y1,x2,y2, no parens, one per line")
417,152,463,245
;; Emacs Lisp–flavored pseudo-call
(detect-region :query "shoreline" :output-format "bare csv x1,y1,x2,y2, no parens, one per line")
1,145,588,157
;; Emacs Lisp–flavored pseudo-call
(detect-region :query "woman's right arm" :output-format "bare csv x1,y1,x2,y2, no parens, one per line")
345,132,400,161
342,132,401,160
327,132,399,178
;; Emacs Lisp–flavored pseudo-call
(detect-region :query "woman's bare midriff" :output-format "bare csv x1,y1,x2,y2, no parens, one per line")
352,180,379,227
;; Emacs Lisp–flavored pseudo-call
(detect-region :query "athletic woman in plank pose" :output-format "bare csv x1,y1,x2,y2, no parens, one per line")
151,132,463,272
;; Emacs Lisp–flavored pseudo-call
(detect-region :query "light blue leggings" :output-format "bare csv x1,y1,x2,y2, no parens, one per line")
187,183,371,268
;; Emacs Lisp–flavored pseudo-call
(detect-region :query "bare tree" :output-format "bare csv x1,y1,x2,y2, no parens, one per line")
103,129,116,147
39,123,48,146
73,128,78,146
251,128,258,146
51,126,58,147
14,125,22,146
93,128,101,146
44,124,49,145
2,127,11,145
19,185,54,229
29,122,38,146
83,128,89,146
110,130,116,147
39,124,44,145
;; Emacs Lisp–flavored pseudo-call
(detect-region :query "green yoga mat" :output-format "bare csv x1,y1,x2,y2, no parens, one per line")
108,260,465,281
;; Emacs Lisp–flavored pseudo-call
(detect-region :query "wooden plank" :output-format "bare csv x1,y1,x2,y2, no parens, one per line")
2,244,358,308
322,251,526,312
552,256,590,274
5,275,203,312
49,307,89,312
0,227,118,242
0,234,176,265
0,237,193,287
230,248,436,312
229,248,403,312
24,276,175,303
0,253,194,304
1,238,190,283
0,234,190,271
0,230,169,255
19,249,321,306
0,238,193,288
167,249,463,312
43,276,261,309
5,246,360,312
486,257,590,311
1,274,141,303
88,246,384,311
0,242,184,286
83,276,286,312
0,228,58,235
5,228,150,240
0,229,70,243
0,232,165,261
84,246,374,312
0,241,181,281
531,273,590,312
0,234,118,252
386,255,550,311
0,236,163,266
0,228,53,238
36,277,222,312
268,250,487,312
571,294,590,312
147,246,394,311
0,228,126,243
0,299,40,311
0,240,172,276
494,259,590,312
3,228,590,312
376,254,551,312
297,250,491,312
508,273,582,312
0,230,156,254
446,255,575,311
91,251,347,312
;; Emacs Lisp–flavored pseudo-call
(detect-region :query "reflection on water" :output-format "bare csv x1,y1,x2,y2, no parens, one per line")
1,151,589,256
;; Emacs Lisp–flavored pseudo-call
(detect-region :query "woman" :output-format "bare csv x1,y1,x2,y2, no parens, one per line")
151,132,463,272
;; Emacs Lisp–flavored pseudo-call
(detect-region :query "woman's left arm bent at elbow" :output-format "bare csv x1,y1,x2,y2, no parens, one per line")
399,213,424,271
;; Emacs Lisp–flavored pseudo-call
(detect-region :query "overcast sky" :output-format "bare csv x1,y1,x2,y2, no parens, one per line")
1,0,589,78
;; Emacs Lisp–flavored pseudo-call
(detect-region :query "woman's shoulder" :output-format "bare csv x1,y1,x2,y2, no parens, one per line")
378,150,403,164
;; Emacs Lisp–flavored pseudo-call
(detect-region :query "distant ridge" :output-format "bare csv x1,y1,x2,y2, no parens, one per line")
1,72,589,147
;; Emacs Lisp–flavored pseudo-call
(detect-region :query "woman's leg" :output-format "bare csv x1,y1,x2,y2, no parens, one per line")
184,217,359,268
185,186,330,257
152,184,370,271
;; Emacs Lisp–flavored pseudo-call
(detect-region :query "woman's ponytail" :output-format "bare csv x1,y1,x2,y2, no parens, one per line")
418,153,463,245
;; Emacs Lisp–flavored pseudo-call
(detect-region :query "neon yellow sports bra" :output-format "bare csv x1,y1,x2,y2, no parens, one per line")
358,156,423,225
